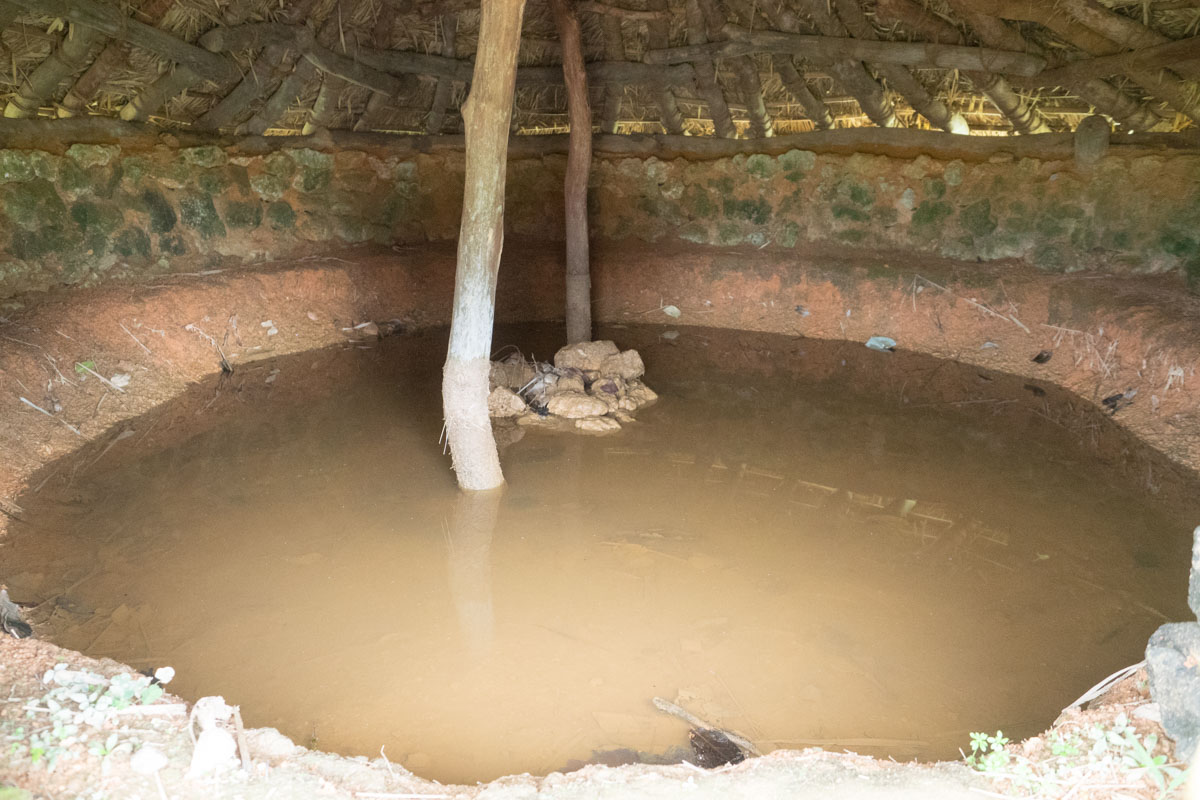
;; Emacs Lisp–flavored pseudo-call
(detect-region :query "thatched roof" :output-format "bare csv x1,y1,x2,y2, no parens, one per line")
2,0,1198,139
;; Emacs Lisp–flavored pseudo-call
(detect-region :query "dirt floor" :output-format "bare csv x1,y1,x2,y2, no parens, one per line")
2,240,1199,798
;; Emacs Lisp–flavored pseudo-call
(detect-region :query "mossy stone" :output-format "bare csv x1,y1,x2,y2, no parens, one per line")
848,183,874,206
10,228,55,260
923,177,946,200
722,197,771,225
289,148,333,170
682,184,715,218
267,201,296,229
295,168,332,193
5,180,67,229
71,201,124,235
832,204,870,223
717,223,744,246
66,144,118,169
180,193,226,239
113,228,152,258
836,229,866,244
122,156,150,186
181,146,227,169
960,199,997,237
777,220,801,248
778,150,816,174
0,150,35,183
911,200,952,229
197,170,231,195
746,154,777,180
159,233,187,255
678,223,709,244
224,200,262,229
251,174,288,201
140,189,177,234
264,152,297,178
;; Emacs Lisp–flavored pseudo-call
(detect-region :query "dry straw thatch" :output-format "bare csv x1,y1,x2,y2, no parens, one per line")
1,0,1198,138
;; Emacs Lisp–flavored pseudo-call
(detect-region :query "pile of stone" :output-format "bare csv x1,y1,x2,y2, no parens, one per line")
487,340,657,433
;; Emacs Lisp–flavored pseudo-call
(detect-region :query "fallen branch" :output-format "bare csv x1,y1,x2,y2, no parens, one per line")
652,696,762,756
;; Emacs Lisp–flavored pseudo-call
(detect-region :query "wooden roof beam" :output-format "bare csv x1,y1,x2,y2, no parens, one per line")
5,0,240,82
645,26,1047,76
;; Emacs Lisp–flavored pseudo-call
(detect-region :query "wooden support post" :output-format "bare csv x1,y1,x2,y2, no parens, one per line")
443,0,526,492
550,0,593,344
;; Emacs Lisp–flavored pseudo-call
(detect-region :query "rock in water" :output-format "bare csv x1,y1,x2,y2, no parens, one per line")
0,588,32,638
1147,622,1200,760
688,728,745,768
554,340,620,372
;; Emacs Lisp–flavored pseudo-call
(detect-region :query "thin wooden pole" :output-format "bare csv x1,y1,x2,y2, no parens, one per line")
550,0,593,344
442,0,526,492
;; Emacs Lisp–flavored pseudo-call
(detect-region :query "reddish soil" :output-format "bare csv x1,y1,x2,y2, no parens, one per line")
1,240,1198,799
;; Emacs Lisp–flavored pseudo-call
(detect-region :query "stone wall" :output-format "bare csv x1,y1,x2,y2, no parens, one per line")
1,135,1198,300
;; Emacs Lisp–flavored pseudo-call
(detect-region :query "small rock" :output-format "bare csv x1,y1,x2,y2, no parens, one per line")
245,727,300,761
554,341,619,372
576,417,621,433
549,374,586,395
487,387,526,418
1147,622,1200,760
130,745,168,775
600,350,645,380
109,373,131,389
547,391,610,419
621,382,658,411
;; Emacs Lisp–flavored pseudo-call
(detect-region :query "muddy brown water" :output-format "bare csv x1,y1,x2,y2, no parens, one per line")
4,324,1198,785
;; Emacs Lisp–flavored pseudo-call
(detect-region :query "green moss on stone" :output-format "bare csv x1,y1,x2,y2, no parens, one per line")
911,200,952,229
746,154,776,180
159,233,187,255
267,201,296,230
56,159,91,194
717,223,744,245
113,228,152,258
295,168,332,193
960,199,997,237
682,185,715,218
923,177,946,200
181,146,227,169
1033,243,1066,271
140,189,177,233
71,201,124,235
198,170,231,195
180,193,226,239
264,151,297,178
5,180,67,229
778,149,816,174
10,228,54,260
848,184,874,206
678,223,709,244
66,144,118,169
1160,230,1200,259
778,220,800,248
723,197,771,225
833,204,870,223
0,150,35,183
289,148,333,170
251,174,288,201
708,177,735,196
836,229,866,244
224,200,262,229
122,156,149,186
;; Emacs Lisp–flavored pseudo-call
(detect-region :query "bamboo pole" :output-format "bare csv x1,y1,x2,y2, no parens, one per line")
550,0,593,344
442,0,526,492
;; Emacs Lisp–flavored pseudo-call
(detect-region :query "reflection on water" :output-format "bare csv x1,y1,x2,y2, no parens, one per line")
3,324,1196,785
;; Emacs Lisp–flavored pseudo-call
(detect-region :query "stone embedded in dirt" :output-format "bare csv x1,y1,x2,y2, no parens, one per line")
245,727,302,762
487,387,526,418
1147,621,1200,760
547,391,610,419
554,340,619,372
1187,525,1200,619
600,350,645,380
577,417,621,433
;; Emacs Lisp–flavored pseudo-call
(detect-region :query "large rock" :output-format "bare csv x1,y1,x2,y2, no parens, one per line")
490,360,536,391
620,381,658,411
600,349,645,380
576,417,621,433
554,340,619,372
1148,622,1200,760
487,387,526,418
547,391,610,419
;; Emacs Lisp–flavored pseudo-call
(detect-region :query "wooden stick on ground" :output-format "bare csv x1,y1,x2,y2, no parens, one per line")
652,696,763,756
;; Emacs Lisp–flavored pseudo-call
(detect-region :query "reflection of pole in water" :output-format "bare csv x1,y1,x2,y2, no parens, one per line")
446,487,503,656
